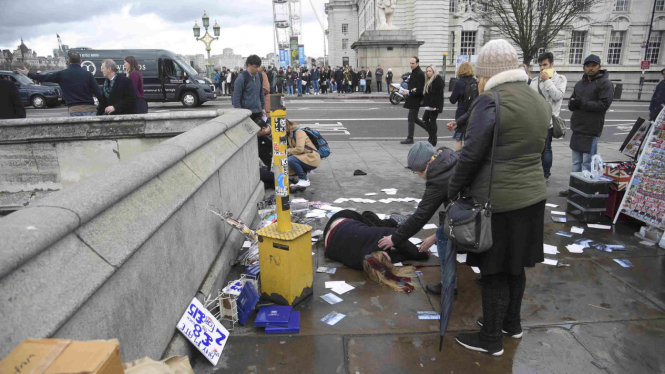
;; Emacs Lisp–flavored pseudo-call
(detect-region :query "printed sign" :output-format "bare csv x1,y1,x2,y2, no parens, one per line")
275,172,289,197
298,45,306,67
177,297,230,366
279,49,289,68
222,280,244,296
275,118,286,132
279,135,288,145
81,60,96,75
280,158,289,174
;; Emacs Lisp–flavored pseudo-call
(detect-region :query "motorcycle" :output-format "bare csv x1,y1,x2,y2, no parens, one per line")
389,72,410,105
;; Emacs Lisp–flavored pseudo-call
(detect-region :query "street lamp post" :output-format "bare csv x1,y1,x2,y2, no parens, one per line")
193,11,220,79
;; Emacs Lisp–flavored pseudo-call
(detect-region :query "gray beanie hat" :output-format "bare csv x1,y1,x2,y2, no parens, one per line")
407,142,436,172
475,39,519,78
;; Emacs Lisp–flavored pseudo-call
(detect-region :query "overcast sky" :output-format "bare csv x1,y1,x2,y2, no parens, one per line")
0,0,329,59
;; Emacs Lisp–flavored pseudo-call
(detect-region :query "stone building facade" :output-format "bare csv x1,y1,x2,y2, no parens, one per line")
327,0,664,88
0,39,66,71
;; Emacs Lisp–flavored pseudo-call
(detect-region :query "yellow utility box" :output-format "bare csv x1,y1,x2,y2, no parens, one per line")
257,94,314,306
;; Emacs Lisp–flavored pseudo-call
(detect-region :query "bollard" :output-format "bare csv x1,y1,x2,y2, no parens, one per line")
256,94,313,306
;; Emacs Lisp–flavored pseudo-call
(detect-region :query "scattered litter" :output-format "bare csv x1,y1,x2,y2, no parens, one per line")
321,311,346,325
471,266,481,274
320,293,343,305
331,282,355,295
365,192,378,196
353,170,367,176
243,241,252,248
409,238,423,245
566,244,585,254
556,262,571,267
571,226,585,234
417,311,440,320
177,297,230,365
551,211,566,216
334,198,348,204
255,306,293,327
588,224,612,230
222,280,244,296
382,188,398,195
639,240,656,247
542,259,558,266
456,253,467,263
575,239,594,248
543,244,559,255
614,259,634,268
606,244,626,251
415,271,424,276
312,230,324,237
423,224,438,230
393,262,404,267
552,216,567,223
376,214,387,220
546,203,559,208
556,231,573,238
316,267,337,274
325,281,346,288
292,198,308,203
588,303,611,311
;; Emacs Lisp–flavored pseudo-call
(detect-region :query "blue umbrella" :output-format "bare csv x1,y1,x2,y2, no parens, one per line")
438,234,456,351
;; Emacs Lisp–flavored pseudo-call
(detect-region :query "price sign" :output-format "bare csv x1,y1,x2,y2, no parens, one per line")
641,61,651,70
177,297,230,365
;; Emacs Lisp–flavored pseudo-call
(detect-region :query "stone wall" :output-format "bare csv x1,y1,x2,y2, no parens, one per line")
0,109,264,361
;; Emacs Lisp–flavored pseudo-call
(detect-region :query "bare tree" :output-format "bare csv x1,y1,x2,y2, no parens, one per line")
475,0,601,65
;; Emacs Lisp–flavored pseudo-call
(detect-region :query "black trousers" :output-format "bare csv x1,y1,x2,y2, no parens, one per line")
423,110,438,146
366,81,372,93
479,271,526,343
377,81,382,92
407,107,428,139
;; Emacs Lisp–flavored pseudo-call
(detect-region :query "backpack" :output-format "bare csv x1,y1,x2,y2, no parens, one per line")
462,78,479,111
293,128,331,158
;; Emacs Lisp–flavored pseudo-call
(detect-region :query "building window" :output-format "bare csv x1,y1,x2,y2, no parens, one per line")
532,47,546,64
569,31,586,65
342,39,348,50
647,32,663,64
342,24,348,34
657,0,665,11
607,31,624,64
450,0,458,12
614,0,629,11
460,31,476,56
449,31,456,64
343,57,349,66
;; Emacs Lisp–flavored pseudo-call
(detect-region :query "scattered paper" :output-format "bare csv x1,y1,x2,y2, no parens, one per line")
571,226,584,234
423,224,438,230
331,282,355,295
365,193,378,196
588,224,612,230
312,230,324,237
292,198,308,203
456,253,467,263
393,262,404,267
566,244,585,253
333,198,348,204
325,281,346,289
243,241,251,248
639,240,656,247
542,259,558,266
382,188,398,195
543,244,559,255
606,244,626,251
408,238,422,245
552,216,567,223
317,267,337,274
415,271,424,276
556,231,573,238
429,245,438,253
613,259,634,268
320,293,343,305
545,203,559,208
471,266,481,274
551,211,566,216
418,314,441,320
320,311,346,325
376,214,386,220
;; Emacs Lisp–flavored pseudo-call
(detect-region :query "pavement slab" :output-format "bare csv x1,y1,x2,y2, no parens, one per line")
592,256,665,311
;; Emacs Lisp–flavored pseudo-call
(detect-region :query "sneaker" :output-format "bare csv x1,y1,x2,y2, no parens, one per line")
558,190,569,197
400,138,414,144
477,317,523,338
290,179,310,188
455,332,504,356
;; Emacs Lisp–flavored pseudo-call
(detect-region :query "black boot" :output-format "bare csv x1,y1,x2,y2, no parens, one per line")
400,138,414,144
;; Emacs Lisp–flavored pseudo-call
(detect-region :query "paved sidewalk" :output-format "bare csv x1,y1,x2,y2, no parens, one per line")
196,140,665,374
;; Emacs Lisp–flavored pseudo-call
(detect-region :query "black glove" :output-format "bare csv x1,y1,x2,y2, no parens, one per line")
569,98,582,110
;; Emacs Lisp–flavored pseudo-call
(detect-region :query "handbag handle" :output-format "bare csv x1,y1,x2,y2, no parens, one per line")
486,90,501,208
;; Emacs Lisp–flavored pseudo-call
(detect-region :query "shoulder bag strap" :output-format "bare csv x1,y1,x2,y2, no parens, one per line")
486,90,501,208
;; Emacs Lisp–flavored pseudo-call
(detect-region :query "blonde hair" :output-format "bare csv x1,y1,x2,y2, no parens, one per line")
477,76,490,94
423,65,439,94
456,62,475,78
363,252,417,293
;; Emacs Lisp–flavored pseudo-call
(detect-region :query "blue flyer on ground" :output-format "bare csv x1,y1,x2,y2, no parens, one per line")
254,306,293,327
265,311,301,334
237,282,260,325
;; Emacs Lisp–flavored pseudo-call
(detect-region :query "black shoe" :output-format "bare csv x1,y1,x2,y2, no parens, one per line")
426,283,442,295
455,332,504,356
400,138,414,144
477,317,523,338
475,275,484,286
558,190,568,197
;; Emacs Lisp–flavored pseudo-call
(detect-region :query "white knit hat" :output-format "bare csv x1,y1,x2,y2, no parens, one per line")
475,39,519,78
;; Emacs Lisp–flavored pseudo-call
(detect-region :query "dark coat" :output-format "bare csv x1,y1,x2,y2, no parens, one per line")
422,75,445,113
334,70,344,83
97,74,137,115
448,71,550,213
449,76,477,120
391,148,459,245
650,80,665,121
0,79,26,119
568,70,614,137
29,64,101,107
404,65,425,109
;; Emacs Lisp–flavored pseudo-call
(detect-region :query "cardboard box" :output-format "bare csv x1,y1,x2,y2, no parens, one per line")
0,339,123,374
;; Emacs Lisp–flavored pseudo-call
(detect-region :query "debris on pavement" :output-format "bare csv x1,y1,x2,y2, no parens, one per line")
320,311,346,325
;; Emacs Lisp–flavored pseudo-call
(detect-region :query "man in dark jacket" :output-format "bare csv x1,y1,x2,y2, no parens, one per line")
378,142,459,294
0,77,26,119
401,57,427,144
18,51,101,116
97,59,137,115
649,68,665,121
565,54,614,178
334,67,344,95
375,65,384,92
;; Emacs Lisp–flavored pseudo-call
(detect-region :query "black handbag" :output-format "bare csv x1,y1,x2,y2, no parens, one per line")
442,90,501,253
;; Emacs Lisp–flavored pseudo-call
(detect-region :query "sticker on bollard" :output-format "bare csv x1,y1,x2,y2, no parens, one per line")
275,117,286,132
177,297,230,365
276,172,289,197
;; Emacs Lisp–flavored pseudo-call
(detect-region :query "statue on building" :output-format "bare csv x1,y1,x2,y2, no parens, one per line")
376,0,396,30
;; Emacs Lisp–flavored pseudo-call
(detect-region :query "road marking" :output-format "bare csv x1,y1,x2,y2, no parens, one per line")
614,132,631,135
298,122,350,135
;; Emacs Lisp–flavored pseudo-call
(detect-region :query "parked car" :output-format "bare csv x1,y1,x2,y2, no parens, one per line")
0,70,64,109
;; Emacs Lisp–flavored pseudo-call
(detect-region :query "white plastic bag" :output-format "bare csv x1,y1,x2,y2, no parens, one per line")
589,154,604,179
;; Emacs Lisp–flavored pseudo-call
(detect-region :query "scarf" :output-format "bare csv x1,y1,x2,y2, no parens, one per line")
103,75,116,99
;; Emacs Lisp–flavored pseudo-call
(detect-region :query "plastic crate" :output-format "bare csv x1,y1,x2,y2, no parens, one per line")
568,186,609,209
569,172,611,196
566,199,606,223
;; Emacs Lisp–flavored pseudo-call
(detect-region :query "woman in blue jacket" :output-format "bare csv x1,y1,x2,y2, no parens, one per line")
448,62,477,150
